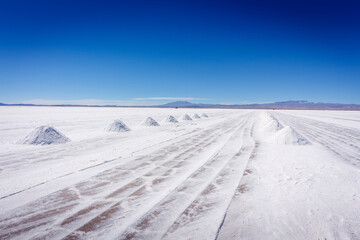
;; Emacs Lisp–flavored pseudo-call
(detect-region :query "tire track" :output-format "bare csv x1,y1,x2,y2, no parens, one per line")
162,120,256,240
59,117,248,240
274,112,360,167
0,115,249,240
216,122,260,240
112,119,252,240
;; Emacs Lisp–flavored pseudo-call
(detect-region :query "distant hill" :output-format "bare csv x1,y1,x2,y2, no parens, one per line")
1,100,359,110
160,101,196,107
239,100,360,110
158,100,360,110
158,101,213,108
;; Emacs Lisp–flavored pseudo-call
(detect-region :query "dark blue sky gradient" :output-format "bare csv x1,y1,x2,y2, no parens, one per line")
1,0,359,104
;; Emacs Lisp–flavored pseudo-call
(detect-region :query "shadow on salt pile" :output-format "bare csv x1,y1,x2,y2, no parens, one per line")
105,120,131,132
201,113,208,117
259,113,283,134
269,126,310,145
141,117,160,126
180,114,192,121
18,126,70,145
192,113,201,119
162,115,178,123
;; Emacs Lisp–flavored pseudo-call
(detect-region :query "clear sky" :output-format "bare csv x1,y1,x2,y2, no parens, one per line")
1,0,359,105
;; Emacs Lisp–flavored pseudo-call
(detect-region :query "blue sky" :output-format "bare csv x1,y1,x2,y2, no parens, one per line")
0,0,359,105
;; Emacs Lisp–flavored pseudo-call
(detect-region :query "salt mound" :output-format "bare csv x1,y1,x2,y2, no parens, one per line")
180,114,193,121
19,126,70,145
162,115,179,123
141,117,160,126
259,114,283,133
105,120,130,132
192,113,201,119
201,113,208,117
270,126,310,145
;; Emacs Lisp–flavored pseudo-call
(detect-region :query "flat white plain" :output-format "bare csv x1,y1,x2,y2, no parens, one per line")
0,106,359,240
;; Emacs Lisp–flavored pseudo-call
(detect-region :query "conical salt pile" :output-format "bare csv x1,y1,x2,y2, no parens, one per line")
192,113,201,119
141,117,160,126
162,115,179,123
270,126,310,145
201,113,208,117
105,120,131,132
19,126,70,145
260,114,283,134
181,114,192,121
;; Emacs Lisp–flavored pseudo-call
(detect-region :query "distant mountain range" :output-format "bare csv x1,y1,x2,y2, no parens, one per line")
1,100,360,110
158,100,360,110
